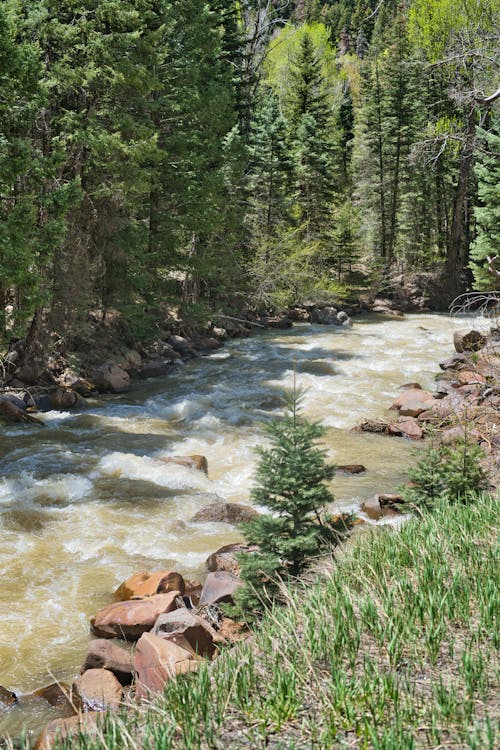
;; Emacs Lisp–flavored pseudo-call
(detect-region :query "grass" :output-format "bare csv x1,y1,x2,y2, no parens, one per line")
42,493,499,749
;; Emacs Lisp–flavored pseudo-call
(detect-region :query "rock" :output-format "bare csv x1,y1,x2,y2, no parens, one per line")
434,380,455,398
191,502,258,524
122,349,142,370
0,685,17,710
361,496,401,521
81,640,134,685
114,571,185,601
378,494,404,508
388,416,424,440
160,455,208,475
134,632,200,699
337,464,366,474
206,543,258,576
48,388,79,410
90,591,180,640
153,609,219,658
212,326,227,340
309,307,339,324
0,398,43,425
263,316,293,329
457,370,487,385
184,580,203,607
59,369,95,396
196,336,223,351
73,669,123,711
31,683,73,709
33,712,100,750
139,361,174,378
389,388,437,417
89,363,130,393
441,427,481,446
217,617,249,644
439,352,468,370
453,330,488,353
351,419,389,434
199,571,243,606
398,382,422,390
167,335,197,356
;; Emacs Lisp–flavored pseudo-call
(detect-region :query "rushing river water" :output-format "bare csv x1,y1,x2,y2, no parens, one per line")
0,312,470,739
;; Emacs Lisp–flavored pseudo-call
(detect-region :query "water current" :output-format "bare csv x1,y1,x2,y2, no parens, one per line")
0,313,472,738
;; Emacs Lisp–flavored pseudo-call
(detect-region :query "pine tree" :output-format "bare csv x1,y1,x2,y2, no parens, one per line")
234,384,346,615
469,120,500,290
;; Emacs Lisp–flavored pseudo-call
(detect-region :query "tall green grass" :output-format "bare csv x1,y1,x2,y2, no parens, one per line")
48,493,499,750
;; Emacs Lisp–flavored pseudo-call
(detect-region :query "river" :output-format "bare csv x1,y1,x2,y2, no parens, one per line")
0,312,466,739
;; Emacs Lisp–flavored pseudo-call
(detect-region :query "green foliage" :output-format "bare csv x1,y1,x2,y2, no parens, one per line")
402,438,488,511
234,383,341,615
470,120,500,290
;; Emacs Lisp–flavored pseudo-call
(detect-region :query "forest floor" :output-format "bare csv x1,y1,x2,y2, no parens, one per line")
32,492,499,750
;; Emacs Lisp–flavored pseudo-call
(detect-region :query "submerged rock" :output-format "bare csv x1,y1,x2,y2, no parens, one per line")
159,454,208,474
30,683,73,710
0,685,17,711
191,502,257,524
337,464,367,474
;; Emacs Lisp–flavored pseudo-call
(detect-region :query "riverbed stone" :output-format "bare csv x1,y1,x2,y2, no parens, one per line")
441,426,482,446
73,669,123,711
453,329,487,353
199,571,243,606
31,683,73,709
337,464,367,474
114,570,185,601
457,370,487,385
361,496,401,521
388,416,424,440
89,363,130,393
191,502,258,524
90,591,180,640
153,609,219,658
351,418,389,434
206,543,258,576
81,639,134,685
34,712,101,750
134,633,200,699
0,685,17,710
159,454,208,474
389,388,437,417
309,306,338,324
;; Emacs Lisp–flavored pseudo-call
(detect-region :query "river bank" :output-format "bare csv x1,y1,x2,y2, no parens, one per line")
0,312,498,745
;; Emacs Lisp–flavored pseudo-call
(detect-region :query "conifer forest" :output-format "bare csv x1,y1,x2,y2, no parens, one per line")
0,0,499,354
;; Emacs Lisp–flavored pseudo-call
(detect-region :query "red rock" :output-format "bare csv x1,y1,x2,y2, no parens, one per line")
90,591,180,640
34,712,100,750
199,572,243,606
184,579,203,606
114,570,185,601
398,382,422,390
457,370,486,385
159,455,208,474
134,633,200,699
361,496,401,521
390,388,437,417
388,416,424,440
441,427,481,446
73,669,123,711
337,464,366,474
206,543,258,576
153,609,220,658
453,330,487,353
217,617,249,644
191,503,258,524
81,639,134,685
0,685,17,710
31,683,73,709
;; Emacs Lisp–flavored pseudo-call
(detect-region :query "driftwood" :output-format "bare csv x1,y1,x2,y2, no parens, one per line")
0,399,44,425
486,255,500,279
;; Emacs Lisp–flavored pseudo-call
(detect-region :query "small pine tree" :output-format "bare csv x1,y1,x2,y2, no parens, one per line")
234,383,345,616
402,438,488,512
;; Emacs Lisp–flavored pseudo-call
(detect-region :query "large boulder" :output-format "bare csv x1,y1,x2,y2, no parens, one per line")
439,352,469,370
73,669,123,711
114,571,185,601
159,455,208,475
167,335,197,357
34,713,100,750
206,543,258,576
89,363,130,393
0,685,17,711
191,502,257,524
81,639,134,685
90,591,180,640
153,609,219,658
388,416,424,440
139,361,174,379
199,571,243,606
309,307,339,325
389,388,437,417
134,633,201,700
453,330,487,353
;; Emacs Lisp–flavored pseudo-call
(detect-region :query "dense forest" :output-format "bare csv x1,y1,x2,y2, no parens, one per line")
0,0,499,359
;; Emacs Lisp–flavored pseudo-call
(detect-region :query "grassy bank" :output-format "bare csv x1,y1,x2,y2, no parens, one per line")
47,494,499,750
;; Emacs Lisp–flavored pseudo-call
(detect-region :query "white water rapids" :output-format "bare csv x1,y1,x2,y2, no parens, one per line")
0,313,480,738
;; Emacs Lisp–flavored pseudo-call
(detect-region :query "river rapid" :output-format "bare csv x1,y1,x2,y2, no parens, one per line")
0,313,467,738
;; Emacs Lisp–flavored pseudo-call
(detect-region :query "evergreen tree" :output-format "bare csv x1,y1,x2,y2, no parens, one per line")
469,120,500,290
235,385,346,615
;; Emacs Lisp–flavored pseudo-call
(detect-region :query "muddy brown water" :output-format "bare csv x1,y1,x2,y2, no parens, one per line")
0,313,484,740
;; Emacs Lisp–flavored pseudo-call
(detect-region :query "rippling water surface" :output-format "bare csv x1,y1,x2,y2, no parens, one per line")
0,313,477,737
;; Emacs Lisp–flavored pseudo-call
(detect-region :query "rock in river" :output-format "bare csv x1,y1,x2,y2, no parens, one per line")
73,668,123,711
191,502,258,524
90,591,180,640
114,570,185,601
81,639,134,685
